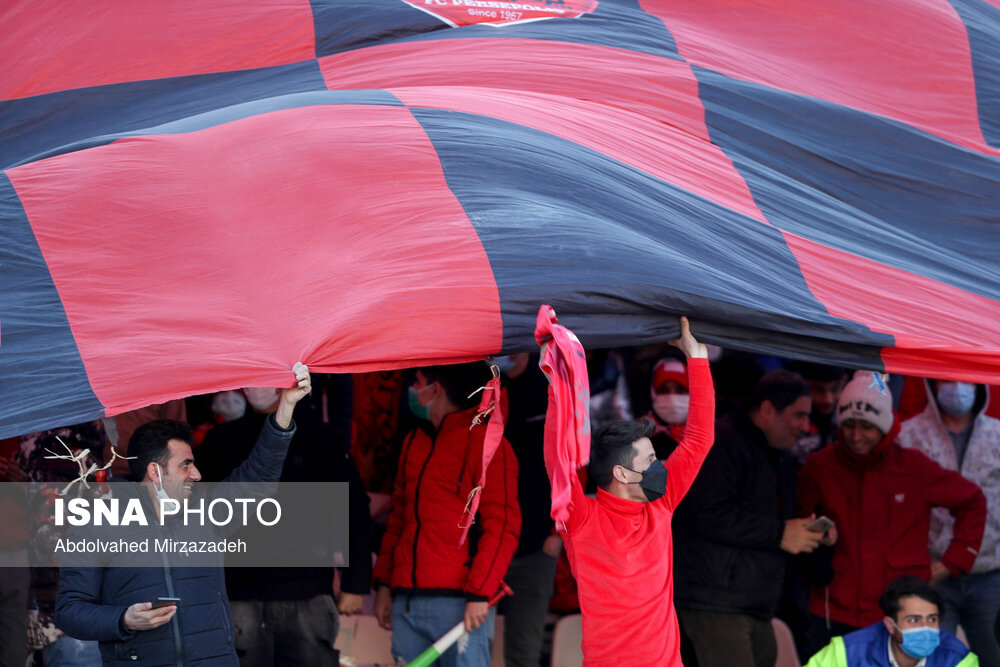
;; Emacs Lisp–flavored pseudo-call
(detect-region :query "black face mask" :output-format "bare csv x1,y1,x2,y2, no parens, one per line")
622,459,668,502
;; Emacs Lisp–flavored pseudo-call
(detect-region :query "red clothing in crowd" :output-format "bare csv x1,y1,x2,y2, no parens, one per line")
373,405,521,599
796,422,987,627
553,359,715,666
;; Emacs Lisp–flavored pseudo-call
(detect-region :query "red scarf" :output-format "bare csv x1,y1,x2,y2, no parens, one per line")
535,305,591,529
646,410,686,445
458,368,506,545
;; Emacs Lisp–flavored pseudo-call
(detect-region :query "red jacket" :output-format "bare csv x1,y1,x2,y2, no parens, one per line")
555,359,715,666
796,422,987,627
373,406,520,599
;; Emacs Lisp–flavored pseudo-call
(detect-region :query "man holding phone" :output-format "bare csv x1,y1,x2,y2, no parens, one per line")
55,363,311,665
674,369,834,667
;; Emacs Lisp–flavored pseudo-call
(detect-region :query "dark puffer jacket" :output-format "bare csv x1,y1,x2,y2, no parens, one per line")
55,414,293,666
673,411,799,619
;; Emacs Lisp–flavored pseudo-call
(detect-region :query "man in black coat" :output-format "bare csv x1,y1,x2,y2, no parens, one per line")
673,370,834,667
195,377,371,667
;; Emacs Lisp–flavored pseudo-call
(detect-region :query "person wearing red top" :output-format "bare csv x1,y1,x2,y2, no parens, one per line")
645,357,689,460
373,362,521,667
549,317,713,666
796,371,987,647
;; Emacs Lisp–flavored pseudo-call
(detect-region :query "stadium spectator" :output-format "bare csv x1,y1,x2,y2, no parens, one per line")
646,357,690,459
796,372,986,647
373,362,520,667
674,369,822,667
105,399,187,477
587,349,633,428
17,422,107,666
195,378,371,667
0,445,28,667
55,364,310,665
898,378,1000,667
788,362,849,466
805,576,976,667
544,317,713,665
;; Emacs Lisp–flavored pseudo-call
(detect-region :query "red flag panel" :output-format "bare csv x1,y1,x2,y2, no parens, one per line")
0,0,316,101
7,104,502,414
643,0,997,156
786,233,1000,382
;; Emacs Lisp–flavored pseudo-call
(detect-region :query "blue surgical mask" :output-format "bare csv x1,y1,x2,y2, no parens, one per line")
408,385,434,421
892,621,940,659
936,382,975,417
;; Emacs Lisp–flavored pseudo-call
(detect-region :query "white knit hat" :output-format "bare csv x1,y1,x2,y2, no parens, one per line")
835,370,893,434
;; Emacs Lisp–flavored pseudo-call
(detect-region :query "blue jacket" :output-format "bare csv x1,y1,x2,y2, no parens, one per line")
55,414,294,666
806,622,977,667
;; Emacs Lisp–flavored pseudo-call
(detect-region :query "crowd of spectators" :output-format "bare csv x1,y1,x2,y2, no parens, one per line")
1,342,998,666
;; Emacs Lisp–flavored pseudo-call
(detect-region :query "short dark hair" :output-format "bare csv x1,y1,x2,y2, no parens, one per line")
589,419,655,489
418,362,493,411
750,370,811,412
879,576,944,621
127,419,193,481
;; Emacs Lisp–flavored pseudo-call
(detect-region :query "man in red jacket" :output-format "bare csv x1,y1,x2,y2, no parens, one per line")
548,317,713,666
373,362,520,667
796,371,987,646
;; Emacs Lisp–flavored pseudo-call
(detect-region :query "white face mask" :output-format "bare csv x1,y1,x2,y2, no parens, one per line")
936,382,975,417
212,390,247,421
243,387,281,412
152,463,170,502
652,393,689,424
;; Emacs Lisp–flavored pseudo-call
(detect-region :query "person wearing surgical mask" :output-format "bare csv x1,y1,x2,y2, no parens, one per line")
646,357,690,459
899,378,1000,667
805,576,976,667
373,363,521,667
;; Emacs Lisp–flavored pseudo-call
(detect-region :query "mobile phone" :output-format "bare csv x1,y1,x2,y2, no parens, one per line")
806,516,835,533
152,597,180,609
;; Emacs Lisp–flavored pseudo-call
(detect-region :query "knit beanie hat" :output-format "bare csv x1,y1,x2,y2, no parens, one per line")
651,358,688,391
835,370,893,434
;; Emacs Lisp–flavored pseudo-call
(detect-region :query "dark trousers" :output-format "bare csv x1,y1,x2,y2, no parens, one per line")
677,608,776,667
231,595,339,667
498,549,559,667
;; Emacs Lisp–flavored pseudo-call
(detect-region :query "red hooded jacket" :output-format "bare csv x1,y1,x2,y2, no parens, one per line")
796,421,986,627
373,406,520,600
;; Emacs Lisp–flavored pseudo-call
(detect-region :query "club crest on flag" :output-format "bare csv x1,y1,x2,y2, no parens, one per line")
400,0,598,27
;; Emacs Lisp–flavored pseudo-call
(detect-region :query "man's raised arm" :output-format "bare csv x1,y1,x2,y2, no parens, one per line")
662,317,715,509
226,362,310,484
